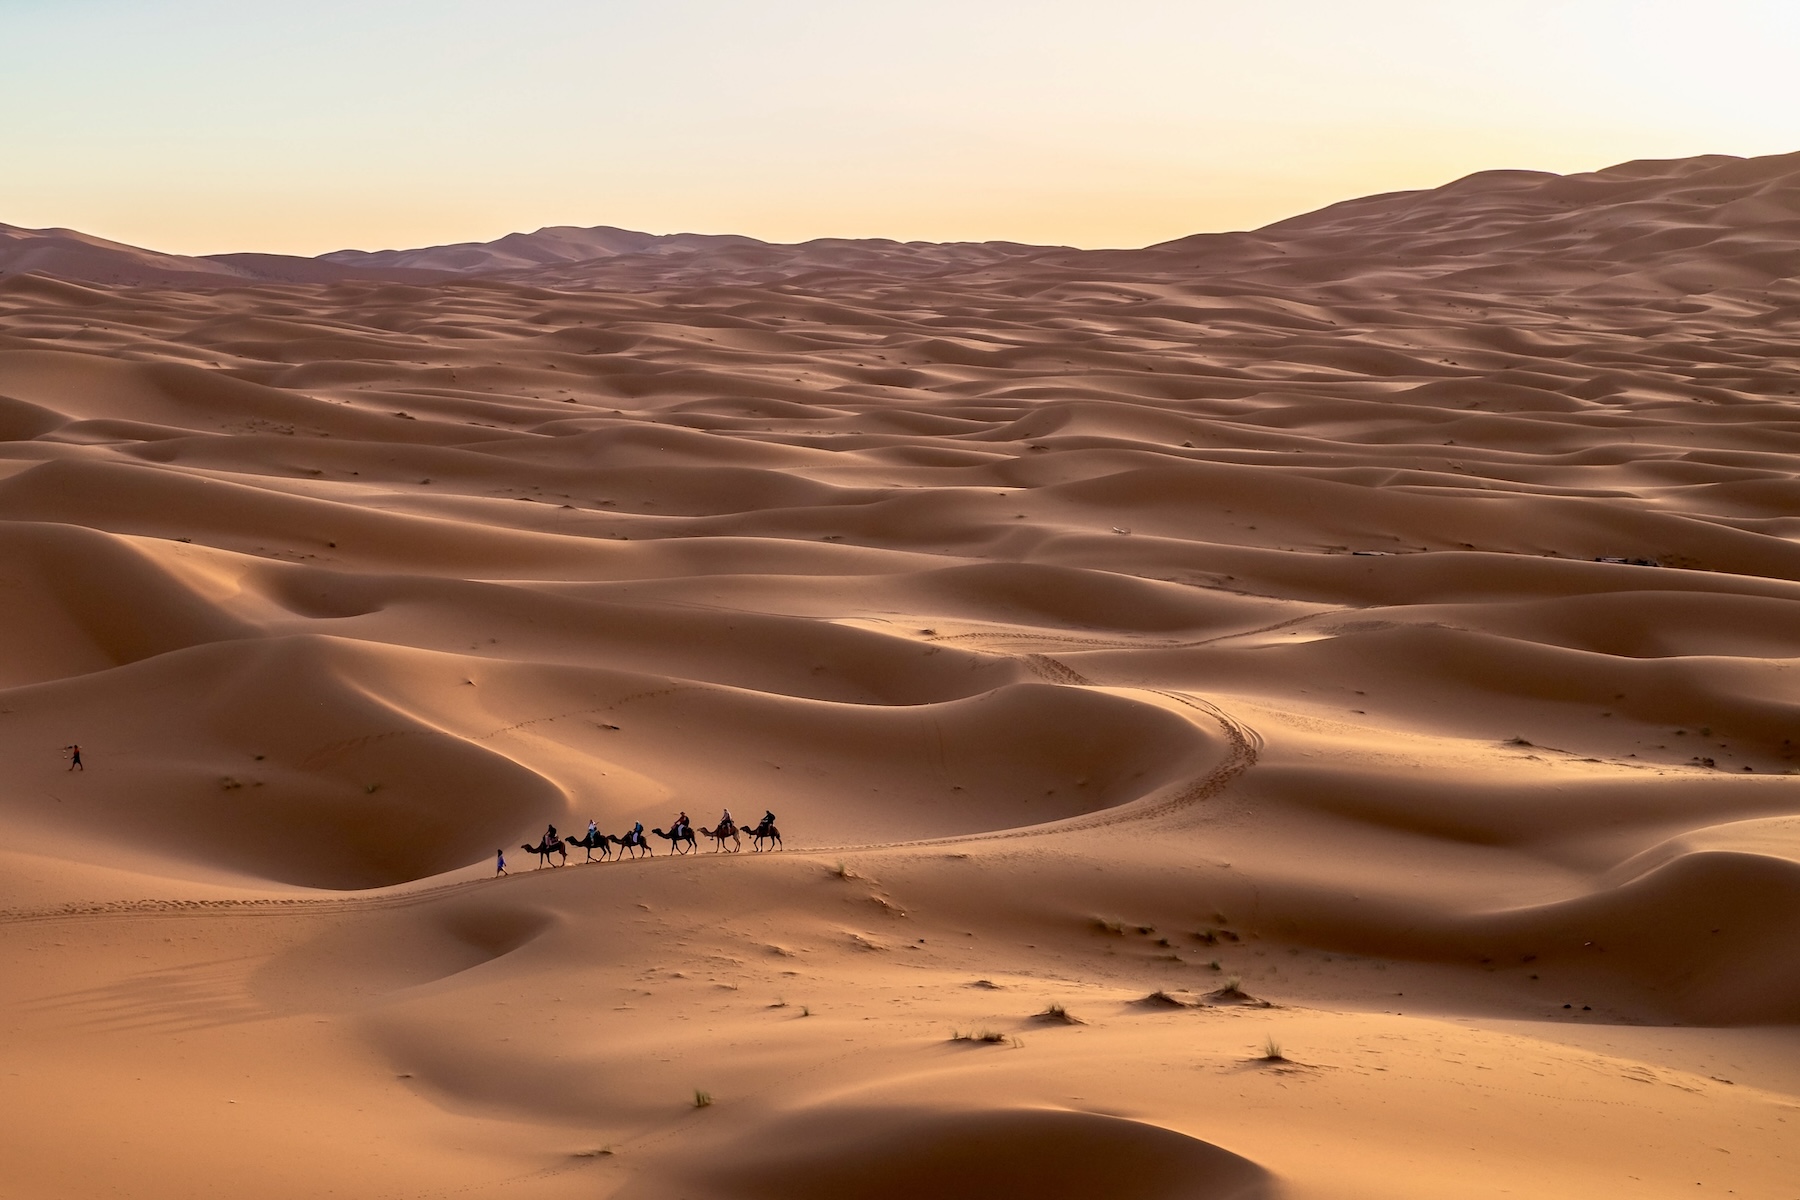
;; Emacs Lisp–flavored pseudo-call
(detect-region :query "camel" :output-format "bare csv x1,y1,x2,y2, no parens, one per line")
701,822,741,853
566,829,612,862
521,835,567,868
748,821,782,852
609,828,651,858
651,825,697,854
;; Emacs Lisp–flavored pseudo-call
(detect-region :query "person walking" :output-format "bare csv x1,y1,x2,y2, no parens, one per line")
495,849,508,876
66,744,83,771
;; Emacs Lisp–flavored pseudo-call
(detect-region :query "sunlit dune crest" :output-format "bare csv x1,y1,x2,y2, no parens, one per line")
2,151,1798,1199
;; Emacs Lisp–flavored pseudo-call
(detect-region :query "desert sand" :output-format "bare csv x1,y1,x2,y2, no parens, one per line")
2,151,1799,1199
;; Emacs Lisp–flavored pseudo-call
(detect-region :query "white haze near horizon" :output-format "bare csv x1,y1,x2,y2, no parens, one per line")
3,0,1798,257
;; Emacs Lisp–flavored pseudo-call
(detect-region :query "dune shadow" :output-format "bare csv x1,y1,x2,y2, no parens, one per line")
247,899,553,1014
628,1106,1275,1200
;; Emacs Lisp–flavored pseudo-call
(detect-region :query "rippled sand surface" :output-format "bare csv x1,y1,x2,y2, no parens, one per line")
2,152,1798,1198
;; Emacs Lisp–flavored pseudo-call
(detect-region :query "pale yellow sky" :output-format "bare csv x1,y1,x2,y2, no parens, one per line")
4,1,1797,255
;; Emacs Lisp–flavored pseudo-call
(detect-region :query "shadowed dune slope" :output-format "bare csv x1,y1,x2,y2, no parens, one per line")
635,1107,1275,1200
1,619,1221,885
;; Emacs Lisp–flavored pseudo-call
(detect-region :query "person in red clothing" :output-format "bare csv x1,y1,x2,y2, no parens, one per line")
66,744,83,771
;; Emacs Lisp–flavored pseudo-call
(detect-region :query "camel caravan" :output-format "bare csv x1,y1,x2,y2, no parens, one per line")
509,809,782,871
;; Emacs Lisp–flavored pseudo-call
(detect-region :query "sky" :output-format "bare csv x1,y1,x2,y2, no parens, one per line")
4,0,1798,256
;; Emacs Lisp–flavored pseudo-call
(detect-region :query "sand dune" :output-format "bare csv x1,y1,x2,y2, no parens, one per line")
2,151,1799,1198
0,222,243,288
317,225,764,273
625,1107,1276,1200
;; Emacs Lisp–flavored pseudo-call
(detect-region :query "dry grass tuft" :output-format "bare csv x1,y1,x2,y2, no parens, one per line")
1207,979,1271,1007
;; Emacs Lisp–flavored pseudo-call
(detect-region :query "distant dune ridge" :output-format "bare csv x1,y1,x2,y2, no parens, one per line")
7,149,1800,289
315,225,765,272
2,150,1799,1199
0,221,245,287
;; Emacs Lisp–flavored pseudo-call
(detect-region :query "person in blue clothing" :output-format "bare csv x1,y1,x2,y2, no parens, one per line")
494,849,508,876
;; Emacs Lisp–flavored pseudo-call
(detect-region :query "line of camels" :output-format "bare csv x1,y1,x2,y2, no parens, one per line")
521,816,782,867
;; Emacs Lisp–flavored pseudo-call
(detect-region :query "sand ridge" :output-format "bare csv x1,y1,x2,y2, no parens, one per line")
2,151,1799,1197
